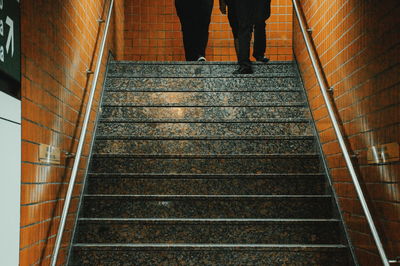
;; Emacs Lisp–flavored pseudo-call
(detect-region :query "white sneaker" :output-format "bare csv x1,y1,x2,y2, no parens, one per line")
197,56,206,61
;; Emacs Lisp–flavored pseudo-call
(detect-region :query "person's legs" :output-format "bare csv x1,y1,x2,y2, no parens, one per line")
253,20,266,59
253,0,271,61
226,0,240,58
175,0,197,61
234,0,257,72
195,0,214,59
226,0,239,38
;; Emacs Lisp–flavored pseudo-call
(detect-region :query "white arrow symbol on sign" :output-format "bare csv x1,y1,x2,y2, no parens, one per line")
6,16,14,57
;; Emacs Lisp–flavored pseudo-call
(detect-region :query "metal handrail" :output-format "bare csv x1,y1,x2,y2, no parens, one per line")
291,0,397,265
50,0,114,265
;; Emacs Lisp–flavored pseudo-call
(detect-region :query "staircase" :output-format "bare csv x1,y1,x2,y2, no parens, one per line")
69,62,354,265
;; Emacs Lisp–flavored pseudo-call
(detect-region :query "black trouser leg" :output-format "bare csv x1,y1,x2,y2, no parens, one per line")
235,0,257,68
226,0,240,59
175,0,197,61
196,0,213,58
253,20,266,59
253,0,271,59
226,0,239,39
175,0,213,61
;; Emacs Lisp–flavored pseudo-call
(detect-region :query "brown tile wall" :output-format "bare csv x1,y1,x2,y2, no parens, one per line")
123,0,293,61
293,0,400,264
20,0,124,265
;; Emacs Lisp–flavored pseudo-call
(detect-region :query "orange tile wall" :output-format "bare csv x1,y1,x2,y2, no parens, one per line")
293,0,400,264
123,0,293,61
20,0,124,265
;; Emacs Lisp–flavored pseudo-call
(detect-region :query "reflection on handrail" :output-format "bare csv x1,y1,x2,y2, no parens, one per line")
291,0,394,265
50,0,115,265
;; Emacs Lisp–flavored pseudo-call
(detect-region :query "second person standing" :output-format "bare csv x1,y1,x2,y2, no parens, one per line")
175,0,214,61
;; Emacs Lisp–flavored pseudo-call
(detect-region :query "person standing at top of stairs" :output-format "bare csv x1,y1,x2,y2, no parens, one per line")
175,0,214,62
220,0,271,74
219,0,271,65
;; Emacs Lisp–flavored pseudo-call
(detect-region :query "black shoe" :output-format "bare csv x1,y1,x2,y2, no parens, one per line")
233,66,253,74
255,57,270,63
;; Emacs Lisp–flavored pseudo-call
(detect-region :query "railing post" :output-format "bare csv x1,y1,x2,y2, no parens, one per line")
50,0,115,265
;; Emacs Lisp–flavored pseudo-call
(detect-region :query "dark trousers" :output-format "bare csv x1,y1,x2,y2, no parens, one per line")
254,0,271,58
228,0,271,66
175,0,214,61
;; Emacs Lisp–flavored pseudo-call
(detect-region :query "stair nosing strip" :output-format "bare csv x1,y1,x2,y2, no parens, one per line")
104,90,303,93
109,60,293,64
95,135,315,140
105,89,303,93
78,218,340,222
91,153,320,159
98,119,310,124
106,75,298,79
73,243,347,248
84,194,331,198
107,75,298,79
101,104,307,108
87,173,325,178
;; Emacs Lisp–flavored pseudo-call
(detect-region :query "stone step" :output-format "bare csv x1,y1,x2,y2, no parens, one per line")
71,245,352,266
105,77,299,91
96,121,313,137
89,154,322,174
102,91,305,105
86,174,327,195
107,61,296,77
81,195,333,219
75,219,343,245
92,137,317,155
75,244,352,266
100,106,309,120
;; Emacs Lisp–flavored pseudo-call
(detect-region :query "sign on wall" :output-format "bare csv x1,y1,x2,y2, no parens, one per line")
0,0,20,98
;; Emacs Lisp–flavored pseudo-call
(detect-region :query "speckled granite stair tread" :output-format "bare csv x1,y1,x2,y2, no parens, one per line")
97,122,313,136
81,195,333,219
87,172,325,178
107,61,296,77
86,176,326,195
110,73,298,78
75,219,342,244
69,61,354,265
90,157,322,174
71,246,351,266
102,91,304,105
105,86,304,92
93,138,317,154
95,135,315,140
105,77,299,91
99,118,310,124
101,106,310,120
91,153,320,158
103,102,306,107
